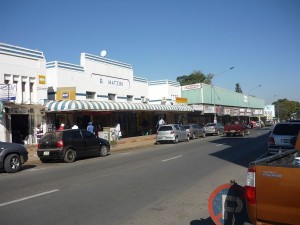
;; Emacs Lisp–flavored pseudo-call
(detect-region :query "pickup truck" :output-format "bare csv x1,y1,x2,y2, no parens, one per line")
245,149,300,224
224,121,249,137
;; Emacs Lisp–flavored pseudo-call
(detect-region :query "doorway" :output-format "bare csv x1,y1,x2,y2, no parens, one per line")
11,114,29,144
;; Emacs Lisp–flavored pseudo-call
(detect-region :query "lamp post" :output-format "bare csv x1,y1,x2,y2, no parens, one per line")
211,66,235,123
274,94,280,122
246,84,262,123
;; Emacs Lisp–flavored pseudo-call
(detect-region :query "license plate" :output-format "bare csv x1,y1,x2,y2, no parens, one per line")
43,151,49,156
281,139,290,144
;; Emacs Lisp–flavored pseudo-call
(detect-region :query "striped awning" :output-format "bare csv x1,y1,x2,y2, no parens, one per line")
44,100,194,112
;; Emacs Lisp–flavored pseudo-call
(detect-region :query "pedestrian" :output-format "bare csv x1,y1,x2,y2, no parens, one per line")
58,123,65,130
115,122,121,140
87,122,94,133
158,117,166,127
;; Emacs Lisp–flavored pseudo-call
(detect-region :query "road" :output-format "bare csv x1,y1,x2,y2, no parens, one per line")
0,128,271,225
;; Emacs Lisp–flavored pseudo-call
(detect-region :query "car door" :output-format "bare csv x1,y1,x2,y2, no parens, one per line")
81,130,99,156
69,130,85,157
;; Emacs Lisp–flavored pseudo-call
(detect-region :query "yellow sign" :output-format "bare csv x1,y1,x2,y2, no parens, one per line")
39,75,46,84
56,87,76,100
176,97,188,103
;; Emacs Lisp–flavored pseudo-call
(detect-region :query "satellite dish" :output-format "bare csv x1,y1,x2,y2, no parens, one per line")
100,50,107,57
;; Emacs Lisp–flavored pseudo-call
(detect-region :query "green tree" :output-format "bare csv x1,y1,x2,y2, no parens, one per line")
176,70,213,86
235,83,243,93
273,99,300,121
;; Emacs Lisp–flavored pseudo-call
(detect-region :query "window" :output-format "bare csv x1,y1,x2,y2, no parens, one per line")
22,82,26,92
30,83,34,93
108,93,116,101
86,91,95,99
127,95,133,102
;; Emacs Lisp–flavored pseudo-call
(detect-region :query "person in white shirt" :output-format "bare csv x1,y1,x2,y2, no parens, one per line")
115,122,121,140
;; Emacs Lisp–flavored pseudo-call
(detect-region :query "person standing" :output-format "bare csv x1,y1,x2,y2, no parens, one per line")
87,122,94,133
158,117,166,127
115,122,121,140
58,123,65,130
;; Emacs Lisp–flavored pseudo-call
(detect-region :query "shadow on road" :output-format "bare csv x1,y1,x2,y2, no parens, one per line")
208,129,271,168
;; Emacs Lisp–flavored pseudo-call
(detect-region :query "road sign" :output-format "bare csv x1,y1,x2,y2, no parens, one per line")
208,183,249,225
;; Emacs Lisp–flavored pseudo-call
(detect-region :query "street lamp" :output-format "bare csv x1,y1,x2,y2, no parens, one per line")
246,84,262,123
211,66,235,123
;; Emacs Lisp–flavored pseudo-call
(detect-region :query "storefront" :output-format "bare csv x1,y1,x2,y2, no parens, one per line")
44,100,193,137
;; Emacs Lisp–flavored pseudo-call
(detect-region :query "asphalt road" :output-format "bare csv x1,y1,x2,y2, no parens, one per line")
0,128,271,225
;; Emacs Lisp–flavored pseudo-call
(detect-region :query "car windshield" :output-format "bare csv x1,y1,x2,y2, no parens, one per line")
273,123,300,135
158,126,173,131
40,132,62,141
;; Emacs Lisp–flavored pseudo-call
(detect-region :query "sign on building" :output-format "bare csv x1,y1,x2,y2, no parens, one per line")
56,87,76,100
0,84,16,101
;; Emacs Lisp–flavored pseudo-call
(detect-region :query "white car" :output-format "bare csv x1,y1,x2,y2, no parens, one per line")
156,124,189,144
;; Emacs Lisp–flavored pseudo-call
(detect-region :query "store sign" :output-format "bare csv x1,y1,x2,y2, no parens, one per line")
192,104,204,111
204,105,215,113
10,108,29,114
181,83,201,91
99,76,130,89
56,87,76,100
176,97,188,103
39,75,46,84
0,84,16,101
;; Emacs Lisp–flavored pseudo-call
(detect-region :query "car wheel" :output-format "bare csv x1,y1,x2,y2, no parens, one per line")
173,136,179,144
64,149,76,163
226,133,231,137
100,145,109,157
4,154,21,173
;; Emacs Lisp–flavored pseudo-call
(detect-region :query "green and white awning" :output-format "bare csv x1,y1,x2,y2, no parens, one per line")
44,100,193,112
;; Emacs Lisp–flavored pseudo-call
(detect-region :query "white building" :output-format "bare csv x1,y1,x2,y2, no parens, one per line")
0,42,192,142
0,42,47,143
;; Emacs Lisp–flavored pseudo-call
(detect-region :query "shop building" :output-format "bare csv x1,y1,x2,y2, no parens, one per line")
44,52,192,138
0,42,47,143
181,83,265,125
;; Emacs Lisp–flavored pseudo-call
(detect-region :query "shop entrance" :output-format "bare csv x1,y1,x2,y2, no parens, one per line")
11,114,29,144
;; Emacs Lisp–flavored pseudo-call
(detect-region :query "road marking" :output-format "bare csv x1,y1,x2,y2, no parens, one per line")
162,155,183,162
0,189,59,208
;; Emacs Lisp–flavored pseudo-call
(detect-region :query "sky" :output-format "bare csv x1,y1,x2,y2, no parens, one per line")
1,0,300,104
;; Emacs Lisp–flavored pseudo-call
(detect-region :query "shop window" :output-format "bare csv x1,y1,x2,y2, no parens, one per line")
86,91,95,99
127,95,133,102
108,93,116,101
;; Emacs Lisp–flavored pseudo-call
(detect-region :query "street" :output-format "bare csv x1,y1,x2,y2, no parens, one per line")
0,128,271,225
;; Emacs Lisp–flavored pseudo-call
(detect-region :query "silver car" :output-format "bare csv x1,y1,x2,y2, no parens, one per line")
268,122,300,154
204,123,224,135
156,124,189,144
183,124,206,139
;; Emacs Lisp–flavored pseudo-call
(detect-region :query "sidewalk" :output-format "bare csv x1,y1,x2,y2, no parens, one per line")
26,134,157,164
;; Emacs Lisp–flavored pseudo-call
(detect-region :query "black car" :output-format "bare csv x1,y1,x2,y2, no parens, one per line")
37,129,110,163
0,142,28,173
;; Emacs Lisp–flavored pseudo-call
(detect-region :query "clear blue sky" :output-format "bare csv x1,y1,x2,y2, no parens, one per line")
1,0,300,104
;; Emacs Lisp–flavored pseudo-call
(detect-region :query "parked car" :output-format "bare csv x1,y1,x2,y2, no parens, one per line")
37,129,110,163
0,142,28,173
183,124,206,139
268,122,300,154
156,124,189,144
204,123,224,136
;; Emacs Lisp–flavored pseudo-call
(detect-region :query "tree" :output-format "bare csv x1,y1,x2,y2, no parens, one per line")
235,83,243,93
176,70,213,86
273,99,300,121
